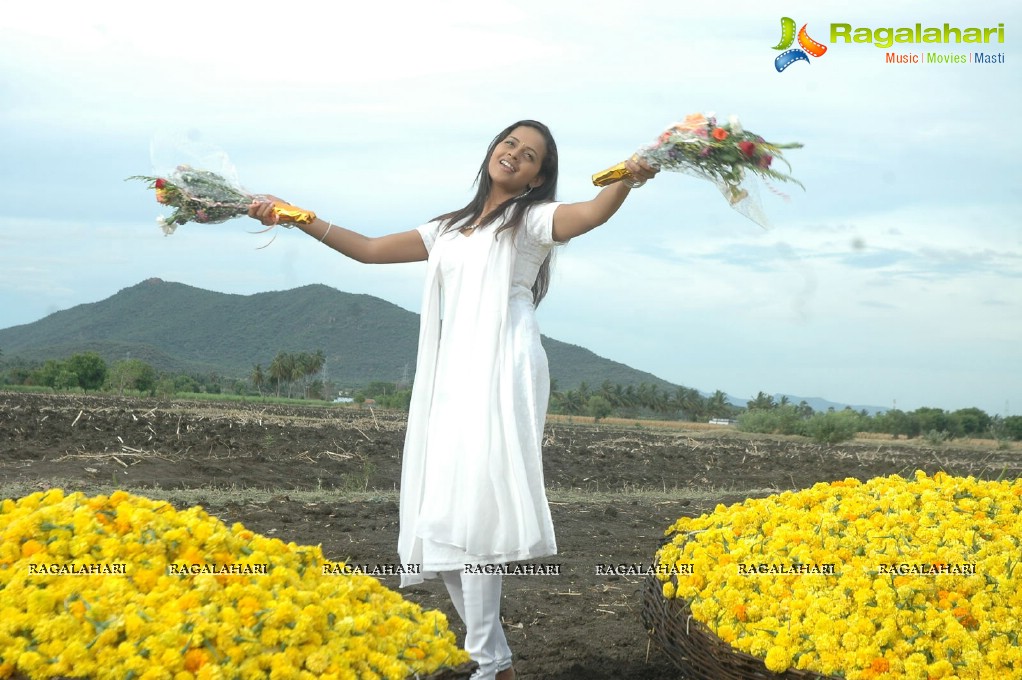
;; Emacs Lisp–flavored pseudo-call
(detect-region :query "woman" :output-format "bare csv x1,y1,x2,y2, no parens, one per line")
250,120,657,680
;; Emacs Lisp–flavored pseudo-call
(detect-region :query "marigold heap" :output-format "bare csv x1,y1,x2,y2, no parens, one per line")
655,471,1022,679
0,489,470,679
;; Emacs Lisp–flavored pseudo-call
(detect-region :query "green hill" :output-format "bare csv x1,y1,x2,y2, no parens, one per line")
0,278,679,391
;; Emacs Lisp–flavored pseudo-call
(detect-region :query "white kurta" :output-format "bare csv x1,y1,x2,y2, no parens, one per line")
398,202,562,587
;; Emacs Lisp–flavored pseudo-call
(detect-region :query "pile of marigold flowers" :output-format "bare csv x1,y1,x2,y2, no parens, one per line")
0,489,470,680
655,471,1022,679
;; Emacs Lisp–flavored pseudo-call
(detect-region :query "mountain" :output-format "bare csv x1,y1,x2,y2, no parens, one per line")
770,395,889,416
716,392,887,416
0,278,680,391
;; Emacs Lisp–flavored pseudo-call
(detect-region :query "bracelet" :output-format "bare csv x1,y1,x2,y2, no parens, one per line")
320,221,334,242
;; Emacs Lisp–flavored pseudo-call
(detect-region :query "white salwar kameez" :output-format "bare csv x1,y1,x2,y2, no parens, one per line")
398,202,562,587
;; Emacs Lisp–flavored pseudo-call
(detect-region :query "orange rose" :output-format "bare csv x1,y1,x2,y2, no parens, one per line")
671,113,708,133
712,127,729,141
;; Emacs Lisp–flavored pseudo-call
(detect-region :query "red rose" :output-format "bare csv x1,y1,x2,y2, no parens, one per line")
738,141,756,157
154,178,167,189
758,155,773,169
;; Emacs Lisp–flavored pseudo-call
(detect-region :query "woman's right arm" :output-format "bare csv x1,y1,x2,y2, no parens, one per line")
307,217,428,264
248,199,428,264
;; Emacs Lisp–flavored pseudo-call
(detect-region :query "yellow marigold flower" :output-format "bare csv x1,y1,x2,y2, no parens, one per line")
19,539,45,558
1,489,469,679
764,646,793,670
653,472,1022,680
661,580,675,599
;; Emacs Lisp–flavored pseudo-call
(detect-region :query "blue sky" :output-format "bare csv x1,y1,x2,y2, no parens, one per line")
1,0,1018,416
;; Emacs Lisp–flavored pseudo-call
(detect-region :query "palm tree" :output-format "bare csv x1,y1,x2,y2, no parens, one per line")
562,389,583,415
706,390,730,419
648,384,662,413
623,384,637,409
309,350,325,377
548,378,563,409
612,383,626,408
747,391,776,411
599,380,616,405
269,352,297,397
251,364,265,396
299,350,326,398
636,382,652,411
673,387,704,421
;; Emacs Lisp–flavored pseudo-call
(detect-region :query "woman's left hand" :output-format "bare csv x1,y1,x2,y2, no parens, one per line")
248,195,285,227
624,155,659,187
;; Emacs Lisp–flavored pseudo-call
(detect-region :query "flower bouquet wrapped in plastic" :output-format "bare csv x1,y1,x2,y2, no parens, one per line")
128,132,314,236
128,166,314,236
593,113,804,227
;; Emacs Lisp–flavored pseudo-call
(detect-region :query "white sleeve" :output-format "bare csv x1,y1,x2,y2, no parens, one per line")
524,202,564,247
415,220,442,253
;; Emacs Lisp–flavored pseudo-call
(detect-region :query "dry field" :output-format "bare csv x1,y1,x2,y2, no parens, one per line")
2,391,1019,679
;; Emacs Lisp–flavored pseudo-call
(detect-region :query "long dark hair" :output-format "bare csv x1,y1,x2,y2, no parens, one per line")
432,120,559,305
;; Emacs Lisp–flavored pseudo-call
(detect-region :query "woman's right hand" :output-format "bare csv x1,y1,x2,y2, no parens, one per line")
248,195,284,227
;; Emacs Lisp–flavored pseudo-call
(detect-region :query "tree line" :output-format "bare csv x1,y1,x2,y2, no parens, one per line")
251,351,326,399
0,351,331,401
736,391,1021,444
2,351,1018,442
549,380,736,422
1,352,233,397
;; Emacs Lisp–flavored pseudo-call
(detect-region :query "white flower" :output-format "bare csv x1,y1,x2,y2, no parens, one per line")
728,115,743,135
157,216,177,236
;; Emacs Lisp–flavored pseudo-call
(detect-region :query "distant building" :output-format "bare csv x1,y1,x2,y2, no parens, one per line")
708,418,737,426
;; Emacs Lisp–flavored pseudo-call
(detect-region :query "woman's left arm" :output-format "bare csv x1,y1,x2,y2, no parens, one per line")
551,157,659,242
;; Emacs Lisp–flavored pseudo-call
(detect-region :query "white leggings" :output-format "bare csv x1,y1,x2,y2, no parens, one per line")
440,571,513,679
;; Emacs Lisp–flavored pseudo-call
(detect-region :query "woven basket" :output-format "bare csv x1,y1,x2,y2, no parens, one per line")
641,573,839,680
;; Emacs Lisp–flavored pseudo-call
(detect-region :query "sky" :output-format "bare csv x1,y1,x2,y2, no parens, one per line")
1,0,1018,416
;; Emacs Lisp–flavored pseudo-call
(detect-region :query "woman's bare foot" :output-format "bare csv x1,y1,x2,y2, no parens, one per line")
495,668,515,680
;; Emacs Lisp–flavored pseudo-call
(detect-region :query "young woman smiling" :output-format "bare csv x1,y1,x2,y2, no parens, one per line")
250,120,658,680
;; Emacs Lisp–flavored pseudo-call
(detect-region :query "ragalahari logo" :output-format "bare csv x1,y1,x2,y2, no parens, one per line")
773,17,827,71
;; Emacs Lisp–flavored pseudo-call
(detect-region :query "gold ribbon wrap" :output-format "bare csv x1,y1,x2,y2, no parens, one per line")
592,162,633,187
272,202,317,225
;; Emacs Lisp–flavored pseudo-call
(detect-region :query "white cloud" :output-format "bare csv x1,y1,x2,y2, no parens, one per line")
1,0,1019,415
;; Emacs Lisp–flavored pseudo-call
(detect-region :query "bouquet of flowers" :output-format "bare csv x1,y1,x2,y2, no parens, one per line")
593,113,803,227
128,165,315,236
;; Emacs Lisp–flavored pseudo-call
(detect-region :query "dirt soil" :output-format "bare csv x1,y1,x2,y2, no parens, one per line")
2,391,1019,679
